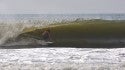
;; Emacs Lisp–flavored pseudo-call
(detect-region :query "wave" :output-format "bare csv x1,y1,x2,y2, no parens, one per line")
0,19,125,47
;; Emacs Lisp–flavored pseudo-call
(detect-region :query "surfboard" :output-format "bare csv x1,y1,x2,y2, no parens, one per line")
40,40,53,46
46,41,53,44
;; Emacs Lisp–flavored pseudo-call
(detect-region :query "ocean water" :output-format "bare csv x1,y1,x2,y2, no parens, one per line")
0,14,125,70
0,48,125,70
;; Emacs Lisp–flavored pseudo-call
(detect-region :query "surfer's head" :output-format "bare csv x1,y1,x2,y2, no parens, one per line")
46,28,50,33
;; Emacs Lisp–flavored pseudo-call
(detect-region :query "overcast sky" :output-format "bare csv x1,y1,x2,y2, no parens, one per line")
0,0,125,14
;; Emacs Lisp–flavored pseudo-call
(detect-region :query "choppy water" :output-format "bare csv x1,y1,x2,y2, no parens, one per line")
0,48,125,70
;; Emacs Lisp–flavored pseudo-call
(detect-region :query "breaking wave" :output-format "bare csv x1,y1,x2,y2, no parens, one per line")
0,14,125,47
0,19,51,46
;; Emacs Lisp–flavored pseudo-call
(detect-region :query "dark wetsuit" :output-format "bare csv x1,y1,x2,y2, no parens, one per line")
42,31,50,41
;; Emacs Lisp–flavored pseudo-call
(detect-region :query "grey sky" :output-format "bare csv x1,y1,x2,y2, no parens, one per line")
0,0,125,14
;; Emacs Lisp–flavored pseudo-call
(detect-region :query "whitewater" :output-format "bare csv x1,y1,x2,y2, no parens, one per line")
0,19,51,45
0,48,125,70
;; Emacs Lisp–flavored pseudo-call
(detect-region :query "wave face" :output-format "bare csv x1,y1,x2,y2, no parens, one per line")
0,14,125,46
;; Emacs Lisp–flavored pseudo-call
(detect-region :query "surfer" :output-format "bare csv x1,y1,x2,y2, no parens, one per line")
42,29,51,42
